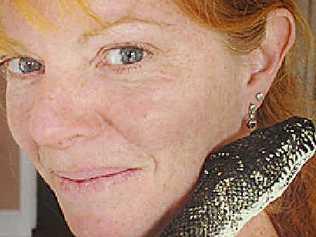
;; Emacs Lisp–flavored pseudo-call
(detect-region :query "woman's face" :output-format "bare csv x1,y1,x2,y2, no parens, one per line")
2,1,249,236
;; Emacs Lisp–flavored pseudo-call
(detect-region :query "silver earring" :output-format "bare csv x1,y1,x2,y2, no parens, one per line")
247,103,257,130
247,92,264,130
256,92,264,102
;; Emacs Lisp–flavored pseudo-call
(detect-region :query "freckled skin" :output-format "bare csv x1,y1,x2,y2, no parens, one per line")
1,1,299,237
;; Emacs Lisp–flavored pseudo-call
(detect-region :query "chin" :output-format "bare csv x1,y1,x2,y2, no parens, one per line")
55,194,161,237
64,212,159,237
65,215,120,237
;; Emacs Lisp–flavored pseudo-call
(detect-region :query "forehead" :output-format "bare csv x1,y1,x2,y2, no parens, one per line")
0,0,184,43
87,0,180,23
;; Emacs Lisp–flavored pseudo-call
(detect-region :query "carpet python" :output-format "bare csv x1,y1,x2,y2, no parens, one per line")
160,116,316,237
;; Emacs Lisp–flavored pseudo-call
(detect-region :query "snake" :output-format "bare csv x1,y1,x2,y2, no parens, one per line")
160,116,316,237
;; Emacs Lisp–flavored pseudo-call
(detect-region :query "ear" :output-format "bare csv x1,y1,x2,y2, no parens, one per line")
243,8,296,111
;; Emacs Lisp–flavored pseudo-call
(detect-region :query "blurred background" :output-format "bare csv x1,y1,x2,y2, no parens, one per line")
0,1,315,237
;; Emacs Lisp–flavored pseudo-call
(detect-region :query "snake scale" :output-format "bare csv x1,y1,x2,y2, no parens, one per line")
160,116,316,237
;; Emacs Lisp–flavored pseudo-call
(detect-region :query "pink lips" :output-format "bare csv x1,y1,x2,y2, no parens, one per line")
53,167,142,200
55,167,132,181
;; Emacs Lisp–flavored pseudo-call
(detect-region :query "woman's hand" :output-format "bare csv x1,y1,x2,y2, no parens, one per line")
160,116,316,237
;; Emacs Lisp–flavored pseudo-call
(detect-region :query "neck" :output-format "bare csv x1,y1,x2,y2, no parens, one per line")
236,210,279,237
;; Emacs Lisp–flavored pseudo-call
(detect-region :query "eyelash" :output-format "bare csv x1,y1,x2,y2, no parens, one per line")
0,42,154,78
96,42,154,74
0,56,43,79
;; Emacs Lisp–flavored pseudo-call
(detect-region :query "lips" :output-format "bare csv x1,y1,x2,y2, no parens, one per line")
53,167,143,200
54,167,138,182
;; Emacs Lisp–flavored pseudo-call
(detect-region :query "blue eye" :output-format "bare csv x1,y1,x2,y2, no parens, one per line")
105,47,145,65
7,57,44,75
98,44,155,74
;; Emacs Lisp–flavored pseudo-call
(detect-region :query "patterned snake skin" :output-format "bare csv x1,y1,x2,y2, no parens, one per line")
160,116,316,237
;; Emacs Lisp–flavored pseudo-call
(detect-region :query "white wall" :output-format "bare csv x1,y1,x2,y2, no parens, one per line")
0,151,37,237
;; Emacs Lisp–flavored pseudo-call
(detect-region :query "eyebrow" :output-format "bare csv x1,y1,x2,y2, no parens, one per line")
78,16,174,44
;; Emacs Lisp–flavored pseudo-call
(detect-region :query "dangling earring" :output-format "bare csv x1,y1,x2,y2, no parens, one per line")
247,92,264,130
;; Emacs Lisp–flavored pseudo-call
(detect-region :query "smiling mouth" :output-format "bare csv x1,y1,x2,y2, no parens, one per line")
53,167,142,198
58,168,138,183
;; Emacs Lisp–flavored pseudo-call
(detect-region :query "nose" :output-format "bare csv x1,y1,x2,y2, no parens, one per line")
28,86,105,149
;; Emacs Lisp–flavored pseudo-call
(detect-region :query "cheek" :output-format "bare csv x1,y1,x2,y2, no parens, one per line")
103,58,243,162
105,76,219,156
5,82,37,152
